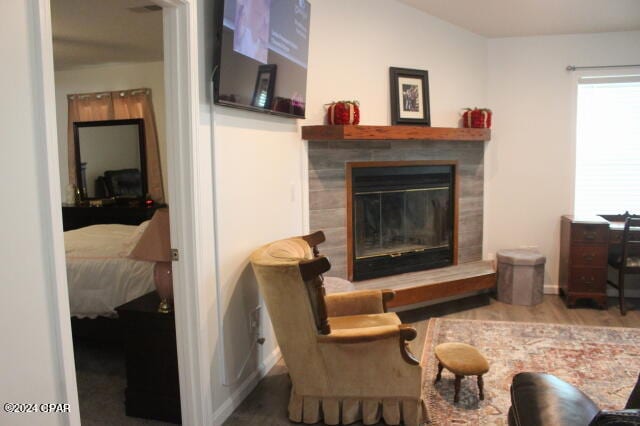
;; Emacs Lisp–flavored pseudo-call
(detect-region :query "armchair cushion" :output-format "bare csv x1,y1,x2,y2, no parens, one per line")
318,324,404,344
325,289,387,317
328,312,401,331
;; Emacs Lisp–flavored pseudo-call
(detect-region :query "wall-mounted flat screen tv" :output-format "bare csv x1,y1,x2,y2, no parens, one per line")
213,0,311,119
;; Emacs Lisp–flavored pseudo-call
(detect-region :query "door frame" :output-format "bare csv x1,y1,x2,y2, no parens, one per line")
30,0,213,424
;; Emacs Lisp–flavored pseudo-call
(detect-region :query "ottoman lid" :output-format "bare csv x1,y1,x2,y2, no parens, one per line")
497,249,545,266
435,342,489,375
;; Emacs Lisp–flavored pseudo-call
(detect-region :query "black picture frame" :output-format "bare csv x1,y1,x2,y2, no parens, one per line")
251,64,277,109
389,67,430,126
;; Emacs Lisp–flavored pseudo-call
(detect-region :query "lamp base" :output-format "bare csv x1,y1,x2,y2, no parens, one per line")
158,298,172,314
153,262,173,314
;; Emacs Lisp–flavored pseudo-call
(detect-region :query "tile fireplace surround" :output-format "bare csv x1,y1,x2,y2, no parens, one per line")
307,137,485,280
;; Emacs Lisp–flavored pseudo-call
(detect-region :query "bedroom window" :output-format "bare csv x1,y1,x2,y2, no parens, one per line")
574,75,640,216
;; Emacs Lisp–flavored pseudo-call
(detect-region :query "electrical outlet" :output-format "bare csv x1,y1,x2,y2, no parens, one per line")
248,305,262,333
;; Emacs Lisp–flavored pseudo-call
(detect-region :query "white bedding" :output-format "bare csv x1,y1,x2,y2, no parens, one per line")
64,223,155,318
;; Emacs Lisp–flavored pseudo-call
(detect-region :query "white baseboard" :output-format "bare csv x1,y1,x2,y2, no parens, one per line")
544,284,559,295
212,346,282,425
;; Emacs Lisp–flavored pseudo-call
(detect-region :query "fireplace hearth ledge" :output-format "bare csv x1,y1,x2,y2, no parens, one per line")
353,260,496,310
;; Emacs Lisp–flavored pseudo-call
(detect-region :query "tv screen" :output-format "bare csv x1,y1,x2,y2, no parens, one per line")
213,0,311,119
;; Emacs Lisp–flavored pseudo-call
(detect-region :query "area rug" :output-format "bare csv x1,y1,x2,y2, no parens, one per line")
421,318,640,425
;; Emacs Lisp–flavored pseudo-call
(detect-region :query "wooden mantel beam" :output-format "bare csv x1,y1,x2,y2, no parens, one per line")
301,125,490,142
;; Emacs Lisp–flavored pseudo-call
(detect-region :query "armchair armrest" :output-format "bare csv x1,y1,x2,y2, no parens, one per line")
317,324,419,365
325,289,396,317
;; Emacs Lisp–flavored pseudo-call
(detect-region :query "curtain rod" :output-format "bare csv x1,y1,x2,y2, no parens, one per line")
566,64,640,71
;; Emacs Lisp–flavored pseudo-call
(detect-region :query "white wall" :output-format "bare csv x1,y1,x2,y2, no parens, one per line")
486,31,640,289
305,1,487,126
54,61,167,200
0,2,76,425
199,0,487,421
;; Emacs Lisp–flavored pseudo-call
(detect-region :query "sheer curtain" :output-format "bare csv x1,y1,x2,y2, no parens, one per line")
66,92,113,190
67,88,165,203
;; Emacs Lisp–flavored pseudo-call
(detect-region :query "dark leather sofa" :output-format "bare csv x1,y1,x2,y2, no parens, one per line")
509,372,640,426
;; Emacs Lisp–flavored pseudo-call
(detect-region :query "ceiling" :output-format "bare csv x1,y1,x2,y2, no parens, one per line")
51,0,163,70
51,0,640,69
397,0,640,38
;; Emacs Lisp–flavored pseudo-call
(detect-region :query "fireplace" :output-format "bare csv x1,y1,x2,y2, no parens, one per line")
347,161,458,281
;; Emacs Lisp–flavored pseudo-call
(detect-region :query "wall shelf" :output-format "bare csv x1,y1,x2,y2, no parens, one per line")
301,125,490,141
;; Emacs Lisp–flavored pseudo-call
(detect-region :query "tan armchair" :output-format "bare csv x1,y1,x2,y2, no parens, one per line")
250,231,425,425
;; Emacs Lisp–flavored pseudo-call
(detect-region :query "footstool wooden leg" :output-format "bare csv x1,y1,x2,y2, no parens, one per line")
435,362,444,383
454,375,462,403
477,375,484,400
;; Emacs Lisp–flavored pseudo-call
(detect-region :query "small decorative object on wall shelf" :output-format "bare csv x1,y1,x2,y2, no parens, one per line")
389,67,430,126
462,108,492,128
326,100,360,125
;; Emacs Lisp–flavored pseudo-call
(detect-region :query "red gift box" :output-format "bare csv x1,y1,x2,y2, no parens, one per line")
327,101,360,125
462,108,492,128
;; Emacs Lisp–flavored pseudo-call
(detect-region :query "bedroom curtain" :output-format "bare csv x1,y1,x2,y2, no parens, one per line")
67,88,165,203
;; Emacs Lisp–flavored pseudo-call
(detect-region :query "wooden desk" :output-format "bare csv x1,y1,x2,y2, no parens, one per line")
559,215,638,308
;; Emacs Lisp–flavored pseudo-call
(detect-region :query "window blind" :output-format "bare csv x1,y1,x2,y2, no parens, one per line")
574,77,640,217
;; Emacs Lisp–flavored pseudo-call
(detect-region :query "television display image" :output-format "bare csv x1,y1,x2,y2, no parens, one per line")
213,0,311,118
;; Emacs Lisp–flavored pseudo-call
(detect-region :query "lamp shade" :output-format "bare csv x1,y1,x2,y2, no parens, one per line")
128,208,171,262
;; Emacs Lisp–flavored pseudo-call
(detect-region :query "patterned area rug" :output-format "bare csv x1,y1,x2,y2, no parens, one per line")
421,318,640,425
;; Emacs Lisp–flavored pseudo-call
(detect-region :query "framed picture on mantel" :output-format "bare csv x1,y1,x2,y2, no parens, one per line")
389,67,430,126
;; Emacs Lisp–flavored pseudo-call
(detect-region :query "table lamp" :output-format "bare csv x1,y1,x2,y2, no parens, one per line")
129,208,173,313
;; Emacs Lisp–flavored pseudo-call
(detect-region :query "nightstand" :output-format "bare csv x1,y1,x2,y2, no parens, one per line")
116,292,181,423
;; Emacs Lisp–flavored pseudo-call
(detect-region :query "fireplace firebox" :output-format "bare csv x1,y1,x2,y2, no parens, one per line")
347,161,457,281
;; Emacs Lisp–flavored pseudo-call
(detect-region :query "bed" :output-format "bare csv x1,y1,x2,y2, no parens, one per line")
64,222,156,318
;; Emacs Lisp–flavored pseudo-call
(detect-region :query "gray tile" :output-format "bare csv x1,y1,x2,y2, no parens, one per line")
309,209,346,229
309,169,345,191
309,188,345,210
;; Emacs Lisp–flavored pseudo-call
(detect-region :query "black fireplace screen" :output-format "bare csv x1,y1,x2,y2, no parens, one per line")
350,164,454,280
354,187,450,258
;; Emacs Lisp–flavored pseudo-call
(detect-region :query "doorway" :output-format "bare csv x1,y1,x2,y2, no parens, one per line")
32,0,207,424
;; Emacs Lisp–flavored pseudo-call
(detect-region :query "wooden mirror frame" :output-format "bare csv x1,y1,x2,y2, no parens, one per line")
73,118,147,200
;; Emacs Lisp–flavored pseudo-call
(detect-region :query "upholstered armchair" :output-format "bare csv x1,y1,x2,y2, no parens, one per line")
250,232,425,426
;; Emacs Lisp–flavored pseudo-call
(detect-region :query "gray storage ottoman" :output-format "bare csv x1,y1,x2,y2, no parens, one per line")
496,249,546,306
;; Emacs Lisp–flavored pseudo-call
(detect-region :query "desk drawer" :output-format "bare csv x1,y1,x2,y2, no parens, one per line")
571,224,608,244
569,267,606,293
609,230,640,245
570,245,608,267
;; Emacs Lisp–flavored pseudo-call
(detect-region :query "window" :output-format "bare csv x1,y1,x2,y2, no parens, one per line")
574,75,640,216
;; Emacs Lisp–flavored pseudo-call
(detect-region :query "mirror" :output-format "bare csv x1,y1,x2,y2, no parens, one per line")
73,119,147,200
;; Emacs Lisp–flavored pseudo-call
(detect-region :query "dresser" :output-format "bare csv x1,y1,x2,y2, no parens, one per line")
559,215,609,308
61,203,164,231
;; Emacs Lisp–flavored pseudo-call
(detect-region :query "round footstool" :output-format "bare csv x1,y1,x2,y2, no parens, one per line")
434,342,489,403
